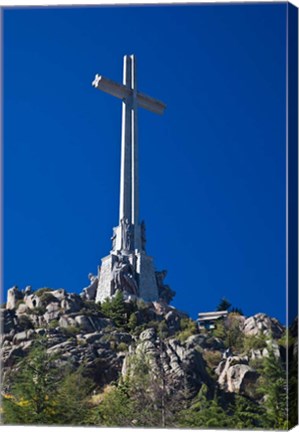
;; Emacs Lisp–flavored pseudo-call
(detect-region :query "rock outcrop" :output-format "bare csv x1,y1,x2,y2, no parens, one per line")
216,355,259,396
122,328,211,398
242,313,284,338
1,285,287,406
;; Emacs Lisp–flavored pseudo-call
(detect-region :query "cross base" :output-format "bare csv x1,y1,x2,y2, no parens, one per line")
95,250,159,303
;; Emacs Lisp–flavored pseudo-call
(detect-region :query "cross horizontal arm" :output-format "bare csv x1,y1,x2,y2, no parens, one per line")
92,74,166,115
137,91,166,115
92,75,130,100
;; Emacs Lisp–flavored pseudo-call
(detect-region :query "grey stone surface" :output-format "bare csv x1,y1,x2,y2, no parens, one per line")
123,333,209,398
51,289,67,301
242,313,284,338
136,252,159,301
24,293,41,310
216,355,259,396
139,327,156,341
13,329,35,345
75,315,95,333
96,250,159,303
6,286,23,310
96,254,115,303
81,273,98,301
15,303,29,316
0,291,286,403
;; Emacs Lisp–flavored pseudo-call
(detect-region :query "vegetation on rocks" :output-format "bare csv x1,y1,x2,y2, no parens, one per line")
1,287,296,429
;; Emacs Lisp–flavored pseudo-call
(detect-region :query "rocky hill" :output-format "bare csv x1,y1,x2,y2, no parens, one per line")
0,285,296,428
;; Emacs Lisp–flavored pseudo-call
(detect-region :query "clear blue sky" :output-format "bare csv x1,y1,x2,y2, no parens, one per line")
3,3,287,322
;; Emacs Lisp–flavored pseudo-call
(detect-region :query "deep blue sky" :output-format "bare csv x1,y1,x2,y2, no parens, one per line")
3,3,287,322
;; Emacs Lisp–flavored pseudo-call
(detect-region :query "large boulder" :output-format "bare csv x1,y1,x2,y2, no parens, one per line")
75,315,96,333
23,294,42,310
15,303,29,316
61,294,84,313
1,309,18,334
81,274,98,301
59,315,77,328
242,313,284,338
51,289,67,301
6,287,23,310
44,302,61,323
139,327,156,341
13,329,35,345
250,340,280,360
216,355,259,396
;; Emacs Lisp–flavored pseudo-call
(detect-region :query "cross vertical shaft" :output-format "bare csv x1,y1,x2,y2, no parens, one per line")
119,55,139,229
92,54,166,253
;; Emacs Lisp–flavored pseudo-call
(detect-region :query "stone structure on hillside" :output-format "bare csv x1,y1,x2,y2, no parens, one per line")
91,55,173,303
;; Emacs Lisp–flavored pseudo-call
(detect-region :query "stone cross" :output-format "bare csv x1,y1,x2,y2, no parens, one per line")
92,55,166,251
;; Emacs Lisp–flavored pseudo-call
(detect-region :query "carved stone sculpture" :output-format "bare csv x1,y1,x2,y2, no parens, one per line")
155,270,175,304
82,273,98,301
111,228,117,250
112,254,138,296
121,218,133,251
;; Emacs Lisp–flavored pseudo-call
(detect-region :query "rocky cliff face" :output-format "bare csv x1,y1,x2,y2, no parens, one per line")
1,285,286,403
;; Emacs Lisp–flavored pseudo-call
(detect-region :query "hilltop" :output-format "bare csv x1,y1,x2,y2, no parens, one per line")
1,285,296,428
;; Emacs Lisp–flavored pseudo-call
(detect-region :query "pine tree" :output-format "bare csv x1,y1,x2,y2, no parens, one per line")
178,386,233,428
101,290,126,327
92,382,135,427
127,312,138,332
3,337,60,424
230,395,266,428
54,366,94,425
3,338,94,426
216,297,231,311
258,349,287,429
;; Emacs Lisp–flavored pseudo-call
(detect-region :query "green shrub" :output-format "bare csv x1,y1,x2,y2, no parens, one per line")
202,350,222,369
136,299,148,311
224,314,244,351
146,320,159,330
249,357,264,372
28,306,46,316
277,329,295,348
117,342,128,352
132,324,147,337
158,320,169,339
180,317,192,331
127,312,138,332
26,306,46,316
61,326,80,337
77,339,87,347
82,300,101,314
243,335,267,353
39,292,58,305
18,315,33,330
212,321,226,339
48,319,59,329
15,299,25,309
101,291,126,327
176,318,197,342
35,288,53,297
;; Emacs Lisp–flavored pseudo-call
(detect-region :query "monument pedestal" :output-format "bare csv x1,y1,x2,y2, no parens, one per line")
96,247,159,303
